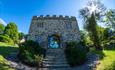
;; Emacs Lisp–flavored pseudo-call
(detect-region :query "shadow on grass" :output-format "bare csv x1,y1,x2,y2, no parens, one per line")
0,46,18,58
94,50,105,60
90,47,105,60
104,43,115,51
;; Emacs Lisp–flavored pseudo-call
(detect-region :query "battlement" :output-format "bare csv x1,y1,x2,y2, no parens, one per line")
32,15,76,20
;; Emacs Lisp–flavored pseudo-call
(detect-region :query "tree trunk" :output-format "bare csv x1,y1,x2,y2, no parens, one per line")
95,44,103,50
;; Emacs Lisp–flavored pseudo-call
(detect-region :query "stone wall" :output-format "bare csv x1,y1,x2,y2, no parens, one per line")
28,15,81,48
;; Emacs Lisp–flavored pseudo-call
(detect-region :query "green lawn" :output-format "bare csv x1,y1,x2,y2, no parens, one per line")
0,42,18,57
0,42,19,70
95,48,115,70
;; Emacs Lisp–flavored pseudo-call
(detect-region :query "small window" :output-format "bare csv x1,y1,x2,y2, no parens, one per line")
37,22,43,28
65,22,72,29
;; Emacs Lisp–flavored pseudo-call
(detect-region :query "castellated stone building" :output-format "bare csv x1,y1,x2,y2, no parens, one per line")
28,15,81,49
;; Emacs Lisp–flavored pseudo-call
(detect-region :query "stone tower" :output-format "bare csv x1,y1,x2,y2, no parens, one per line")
28,15,81,49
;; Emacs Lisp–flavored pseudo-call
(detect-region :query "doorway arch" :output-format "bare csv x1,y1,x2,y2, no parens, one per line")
48,34,60,48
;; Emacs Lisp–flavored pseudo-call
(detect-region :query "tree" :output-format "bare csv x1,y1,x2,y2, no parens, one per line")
80,30,93,46
96,26,109,46
0,23,5,35
79,0,106,50
79,0,106,21
87,13,102,50
104,9,115,30
19,32,25,40
97,26,106,41
4,22,19,43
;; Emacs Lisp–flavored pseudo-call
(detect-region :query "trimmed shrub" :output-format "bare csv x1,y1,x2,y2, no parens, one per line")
65,41,89,67
0,35,14,44
19,40,46,66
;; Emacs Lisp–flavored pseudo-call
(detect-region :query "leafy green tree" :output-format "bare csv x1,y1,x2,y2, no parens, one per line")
0,23,5,35
87,13,102,50
104,9,115,30
97,26,106,41
4,22,19,43
80,30,93,46
19,32,25,40
80,30,86,42
79,0,106,21
79,0,106,50
96,26,109,46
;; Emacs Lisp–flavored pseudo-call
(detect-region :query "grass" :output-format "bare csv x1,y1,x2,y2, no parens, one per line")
0,55,14,70
0,42,18,57
0,42,19,70
91,46,115,70
96,50,115,70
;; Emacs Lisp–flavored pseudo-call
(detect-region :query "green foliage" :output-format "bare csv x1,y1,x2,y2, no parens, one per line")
65,41,89,67
79,0,106,21
96,26,109,46
0,55,14,70
80,30,93,46
104,9,115,30
18,32,24,40
0,42,18,70
97,26,105,41
87,14,102,50
104,61,115,70
79,0,106,50
0,23,5,35
19,40,46,55
19,40,46,66
4,22,19,44
0,35,14,45
35,55,44,67
80,30,86,42
96,48,115,70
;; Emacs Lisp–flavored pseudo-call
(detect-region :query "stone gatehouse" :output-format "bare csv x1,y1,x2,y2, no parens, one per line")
28,15,81,49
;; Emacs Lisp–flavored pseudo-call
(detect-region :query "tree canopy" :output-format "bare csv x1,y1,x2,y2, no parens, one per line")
79,0,106,50
104,9,115,30
4,22,19,43
0,23,5,35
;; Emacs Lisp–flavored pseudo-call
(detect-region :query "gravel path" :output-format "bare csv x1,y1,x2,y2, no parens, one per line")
6,52,100,70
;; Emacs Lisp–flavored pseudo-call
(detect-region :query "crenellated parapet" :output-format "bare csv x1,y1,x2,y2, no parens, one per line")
32,15,76,20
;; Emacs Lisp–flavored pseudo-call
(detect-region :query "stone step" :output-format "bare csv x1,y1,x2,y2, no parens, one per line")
46,49,64,53
43,58,66,61
43,59,56,61
42,64,69,68
43,61,67,64
42,49,69,68
46,56,65,58
45,56,57,59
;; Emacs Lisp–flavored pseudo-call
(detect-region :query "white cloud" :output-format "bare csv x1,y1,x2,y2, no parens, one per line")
0,18,7,26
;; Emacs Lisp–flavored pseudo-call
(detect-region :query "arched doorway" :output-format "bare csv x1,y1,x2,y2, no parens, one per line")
48,34,60,48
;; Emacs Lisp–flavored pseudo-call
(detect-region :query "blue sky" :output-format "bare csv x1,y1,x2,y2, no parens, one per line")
0,0,115,34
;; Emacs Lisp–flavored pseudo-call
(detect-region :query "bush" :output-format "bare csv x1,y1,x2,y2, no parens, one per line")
65,41,89,67
0,35,14,45
35,55,44,67
18,40,46,66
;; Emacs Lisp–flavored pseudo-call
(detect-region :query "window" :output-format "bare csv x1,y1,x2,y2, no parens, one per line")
65,21,72,29
37,22,43,28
